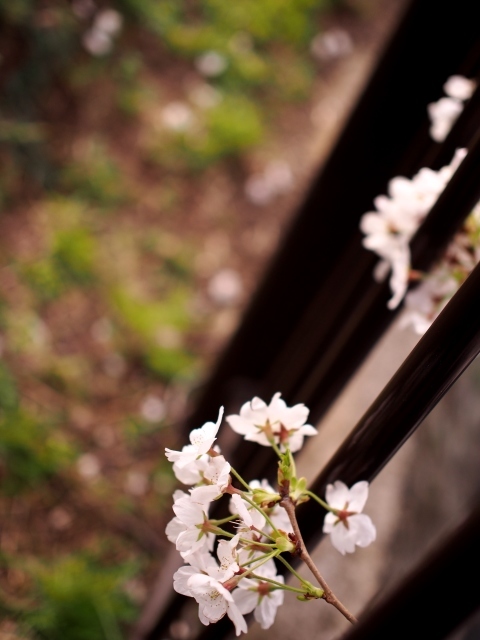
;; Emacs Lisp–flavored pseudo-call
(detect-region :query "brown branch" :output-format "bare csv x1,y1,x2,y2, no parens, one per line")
280,496,358,624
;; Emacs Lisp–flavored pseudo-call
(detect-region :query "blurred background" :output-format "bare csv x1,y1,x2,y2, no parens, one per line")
0,1,438,638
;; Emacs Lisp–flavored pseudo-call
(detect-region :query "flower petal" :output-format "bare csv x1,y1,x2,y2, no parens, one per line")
347,481,369,512
325,480,349,509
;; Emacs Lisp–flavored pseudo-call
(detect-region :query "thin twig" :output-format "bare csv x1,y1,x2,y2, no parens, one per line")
280,497,358,624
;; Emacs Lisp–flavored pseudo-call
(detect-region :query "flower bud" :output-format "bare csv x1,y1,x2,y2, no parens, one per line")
252,487,281,507
275,532,296,553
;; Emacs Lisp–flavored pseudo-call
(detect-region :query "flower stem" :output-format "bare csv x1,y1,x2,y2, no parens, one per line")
280,496,358,624
267,437,284,460
240,552,275,568
240,492,281,537
212,514,240,526
240,551,277,579
230,466,253,492
247,574,306,595
252,525,276,541
276,554,311,586
304,490,332,512
240,539,277,548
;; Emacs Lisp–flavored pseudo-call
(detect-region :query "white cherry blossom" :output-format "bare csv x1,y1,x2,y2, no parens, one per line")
360,149,467,308
189,454,231,505
233,559,284,629
444,75,477,100
171,495,214,558
323,481,376,555
187,574,247,635
165,407,224,468
210,534,241,582
226,393,317,452
400,204,480,335
428,97,463,143
428,75,476,142
173,549,223,596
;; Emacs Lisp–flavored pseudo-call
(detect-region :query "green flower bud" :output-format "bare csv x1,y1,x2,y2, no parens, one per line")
252,488,281,507
275,533,296,553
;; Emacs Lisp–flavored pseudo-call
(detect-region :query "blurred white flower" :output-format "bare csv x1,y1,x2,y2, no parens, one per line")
444,75,476,101
161,102,194,131
360,148,467,308
125,471,149,496
195,51,228,77
310,29,353,62
207,268,243,306
244,161,294,206
94,8,122,35
140,395,166,422
427,97,463,142
400,205,480,335
428,75,476,142
82,9,123,56
77,453,101,479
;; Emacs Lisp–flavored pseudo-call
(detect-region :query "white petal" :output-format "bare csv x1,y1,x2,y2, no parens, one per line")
256,592,282,629
267,392,288,424
349,513,376,547
330,521,356,555
173,496,205,525
323,511,337,534
347,481,369,512
176,528,205,554
325,481,349,509
227,600,248,635
189,407,224,455
190,484,222,505
231,494,253,527
165,516,185,543
232,587,258,614
226,415,257,436
173,566,198,596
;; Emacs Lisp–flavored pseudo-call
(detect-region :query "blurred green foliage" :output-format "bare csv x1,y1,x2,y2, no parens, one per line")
148,93,264,170
61,144,129,207
2,553,139,640
111,287,198,380
21,228,97,302
118,0,328,48
0,0,338,185
0,377,75,494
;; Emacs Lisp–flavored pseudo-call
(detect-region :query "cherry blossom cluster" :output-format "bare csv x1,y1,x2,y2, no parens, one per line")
165,393,376,635
427,75,476,142
400,202,480,334
360,148,466,309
